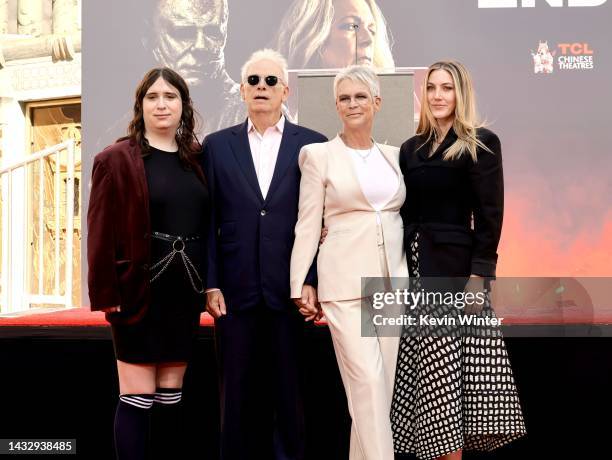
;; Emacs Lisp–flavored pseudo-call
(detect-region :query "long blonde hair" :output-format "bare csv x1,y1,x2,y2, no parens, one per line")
273,0,395,70
417,60,490,162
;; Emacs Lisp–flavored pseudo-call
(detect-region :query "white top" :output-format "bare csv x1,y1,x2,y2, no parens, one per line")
349,143,399,211
247,115,285,199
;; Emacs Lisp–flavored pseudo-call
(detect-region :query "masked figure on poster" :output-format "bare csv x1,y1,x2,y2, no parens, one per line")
147,0,245,135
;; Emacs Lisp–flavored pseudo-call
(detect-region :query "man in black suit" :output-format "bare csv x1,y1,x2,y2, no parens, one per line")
202,48,327,460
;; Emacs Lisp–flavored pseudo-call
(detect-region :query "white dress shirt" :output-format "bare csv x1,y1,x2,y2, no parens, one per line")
247,115,285,199
349,144,399,211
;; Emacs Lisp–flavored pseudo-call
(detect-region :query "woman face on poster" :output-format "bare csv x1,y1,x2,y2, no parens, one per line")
275,0,395,70
320,0,377,68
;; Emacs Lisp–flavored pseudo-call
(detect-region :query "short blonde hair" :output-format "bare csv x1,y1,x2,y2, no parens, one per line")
333,65,380,99
240,48,289,85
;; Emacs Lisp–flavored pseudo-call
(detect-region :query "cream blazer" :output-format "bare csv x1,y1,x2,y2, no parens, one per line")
290,135,408,302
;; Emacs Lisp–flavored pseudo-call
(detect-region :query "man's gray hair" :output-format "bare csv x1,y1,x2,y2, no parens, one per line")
333,65,381,99
240,48,289,85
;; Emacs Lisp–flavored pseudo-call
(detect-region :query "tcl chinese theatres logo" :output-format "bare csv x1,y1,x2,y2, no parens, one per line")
557,43,594,70
531,41,595,73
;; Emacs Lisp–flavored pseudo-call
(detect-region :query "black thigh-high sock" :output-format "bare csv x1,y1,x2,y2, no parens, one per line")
114,394,154,460
150,387,184,460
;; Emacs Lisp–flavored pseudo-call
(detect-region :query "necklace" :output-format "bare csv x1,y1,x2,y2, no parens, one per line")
353,145,374,163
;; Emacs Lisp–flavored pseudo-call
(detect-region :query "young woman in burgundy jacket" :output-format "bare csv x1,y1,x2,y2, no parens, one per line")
88,67,208,460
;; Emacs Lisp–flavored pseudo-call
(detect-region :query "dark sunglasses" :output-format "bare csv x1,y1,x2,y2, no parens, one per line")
246,75,282,87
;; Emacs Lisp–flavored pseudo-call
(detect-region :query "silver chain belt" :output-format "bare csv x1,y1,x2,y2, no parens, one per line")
150,231,204,294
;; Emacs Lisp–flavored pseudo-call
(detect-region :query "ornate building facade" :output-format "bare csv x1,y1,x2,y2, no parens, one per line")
0,0,81,313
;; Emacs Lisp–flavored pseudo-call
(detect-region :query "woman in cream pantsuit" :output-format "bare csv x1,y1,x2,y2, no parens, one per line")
290,65,407,460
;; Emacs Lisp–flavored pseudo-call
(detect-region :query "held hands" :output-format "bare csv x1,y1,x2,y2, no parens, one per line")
206,289,227,319
293,284,322,322
290,223,327,321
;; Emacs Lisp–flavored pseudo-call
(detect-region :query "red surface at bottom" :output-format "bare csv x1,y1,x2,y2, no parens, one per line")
0,307,215,327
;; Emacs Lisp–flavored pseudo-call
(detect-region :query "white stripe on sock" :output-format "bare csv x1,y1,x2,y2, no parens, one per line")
155,393,182,400
154,391,182,405
120,395,154,409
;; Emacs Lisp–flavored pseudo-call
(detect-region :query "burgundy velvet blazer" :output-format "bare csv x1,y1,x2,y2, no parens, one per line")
87,139,152,324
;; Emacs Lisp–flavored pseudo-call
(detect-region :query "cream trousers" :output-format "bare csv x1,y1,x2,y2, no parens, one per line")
320,244,399,460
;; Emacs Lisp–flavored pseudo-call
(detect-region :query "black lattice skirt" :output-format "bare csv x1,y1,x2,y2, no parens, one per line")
390,233,526,459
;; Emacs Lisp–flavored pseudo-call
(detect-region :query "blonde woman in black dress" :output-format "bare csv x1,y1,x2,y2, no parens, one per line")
88,68,208,460
390,61,526,459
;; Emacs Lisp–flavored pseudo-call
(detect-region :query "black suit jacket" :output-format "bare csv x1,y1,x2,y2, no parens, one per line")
202,119,327,312
399,127,503,278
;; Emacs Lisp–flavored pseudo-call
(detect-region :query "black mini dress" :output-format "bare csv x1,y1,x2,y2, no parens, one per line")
111,147,209,363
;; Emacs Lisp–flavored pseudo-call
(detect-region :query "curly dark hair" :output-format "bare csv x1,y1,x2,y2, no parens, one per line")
119,67,204,181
